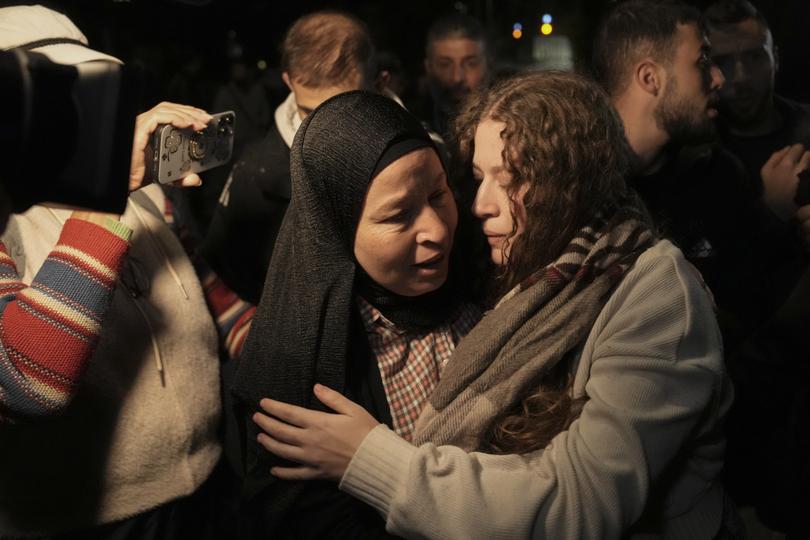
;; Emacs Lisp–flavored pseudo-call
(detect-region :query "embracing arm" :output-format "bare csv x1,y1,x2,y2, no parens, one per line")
339,246,728,540
255,245,728,539
253,391,399,539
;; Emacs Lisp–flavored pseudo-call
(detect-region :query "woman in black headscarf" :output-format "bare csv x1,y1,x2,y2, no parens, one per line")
230,91,480,538
247,72,734,540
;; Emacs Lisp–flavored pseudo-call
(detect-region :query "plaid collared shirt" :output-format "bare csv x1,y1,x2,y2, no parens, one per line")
357,297,481,441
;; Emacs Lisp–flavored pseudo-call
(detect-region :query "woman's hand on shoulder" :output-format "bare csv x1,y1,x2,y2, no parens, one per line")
252,384,381,482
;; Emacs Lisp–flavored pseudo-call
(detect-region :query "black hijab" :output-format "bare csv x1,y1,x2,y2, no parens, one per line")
232,90,446,408
231,94,462,523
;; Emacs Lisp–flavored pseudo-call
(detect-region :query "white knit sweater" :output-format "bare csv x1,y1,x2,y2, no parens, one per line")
0,185,221,537
340,240,732,539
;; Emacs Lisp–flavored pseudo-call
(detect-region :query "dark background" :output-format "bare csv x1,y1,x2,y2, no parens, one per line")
5,0,810,112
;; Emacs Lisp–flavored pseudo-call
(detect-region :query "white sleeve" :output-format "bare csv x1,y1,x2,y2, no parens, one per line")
340,247,726,540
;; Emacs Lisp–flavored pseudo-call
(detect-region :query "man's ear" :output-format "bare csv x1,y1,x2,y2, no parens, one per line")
635,59,663,97
282,72,294,92
773,44,780,75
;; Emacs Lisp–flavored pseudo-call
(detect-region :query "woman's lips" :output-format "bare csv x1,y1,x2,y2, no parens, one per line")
485,234,506,246
414,253,445,268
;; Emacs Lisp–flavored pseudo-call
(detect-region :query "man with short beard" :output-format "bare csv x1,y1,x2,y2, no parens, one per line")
707,0,810,196
594,1,810,535
596,0,743,265
706,4,810,533
594,0,807,312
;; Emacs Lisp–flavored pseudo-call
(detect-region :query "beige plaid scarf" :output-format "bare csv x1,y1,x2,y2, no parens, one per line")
413,197,655,451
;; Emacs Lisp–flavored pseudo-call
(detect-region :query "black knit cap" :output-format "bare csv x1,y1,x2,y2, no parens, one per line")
230,91,437,508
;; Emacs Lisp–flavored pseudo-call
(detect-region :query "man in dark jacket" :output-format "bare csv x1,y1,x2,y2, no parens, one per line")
202,11,377,304
593,2,810,534
704,1,810,534
706,0,810,203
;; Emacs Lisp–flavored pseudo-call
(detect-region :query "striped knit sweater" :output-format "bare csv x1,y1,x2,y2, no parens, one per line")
200,271,255,359
0,217,131,421
0,204,255,423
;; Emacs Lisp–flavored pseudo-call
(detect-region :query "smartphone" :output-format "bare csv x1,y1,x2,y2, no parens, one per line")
145,110,235,184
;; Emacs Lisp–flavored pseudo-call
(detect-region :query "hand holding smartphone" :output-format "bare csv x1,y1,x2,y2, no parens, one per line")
145,110,235,185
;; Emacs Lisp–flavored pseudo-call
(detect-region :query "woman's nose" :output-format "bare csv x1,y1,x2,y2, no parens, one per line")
472,180,498,220
415,206,450,246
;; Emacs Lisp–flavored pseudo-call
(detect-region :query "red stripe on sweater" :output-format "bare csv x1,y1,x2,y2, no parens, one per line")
227,306,255,357
20,294,96,339
58,218,129,271
2,306,95,382
0,283,25,297
8,347,74,395
204,275,240,316
3,296,97,339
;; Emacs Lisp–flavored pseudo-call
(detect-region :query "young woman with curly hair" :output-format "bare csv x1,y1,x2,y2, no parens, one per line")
251,71,734,539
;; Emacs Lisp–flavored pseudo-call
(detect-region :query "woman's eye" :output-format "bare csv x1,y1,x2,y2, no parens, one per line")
430,189,449,205
384,209,411,223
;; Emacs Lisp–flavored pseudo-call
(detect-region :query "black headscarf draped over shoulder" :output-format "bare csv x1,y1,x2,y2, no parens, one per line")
231,90,435,450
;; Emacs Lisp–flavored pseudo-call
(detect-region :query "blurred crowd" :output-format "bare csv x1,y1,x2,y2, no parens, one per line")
1,1,809,539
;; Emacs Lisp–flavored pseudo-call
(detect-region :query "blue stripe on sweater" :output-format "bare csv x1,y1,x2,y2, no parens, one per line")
0,339,58,418
33,259,114,319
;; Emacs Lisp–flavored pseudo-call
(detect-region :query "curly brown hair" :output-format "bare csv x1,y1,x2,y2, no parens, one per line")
453,70,635,453
455,70,634,297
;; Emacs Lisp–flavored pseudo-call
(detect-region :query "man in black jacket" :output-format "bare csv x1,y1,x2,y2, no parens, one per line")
202,11,377,304
594,1,810,535
706,0,810,205
704,1,810,534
